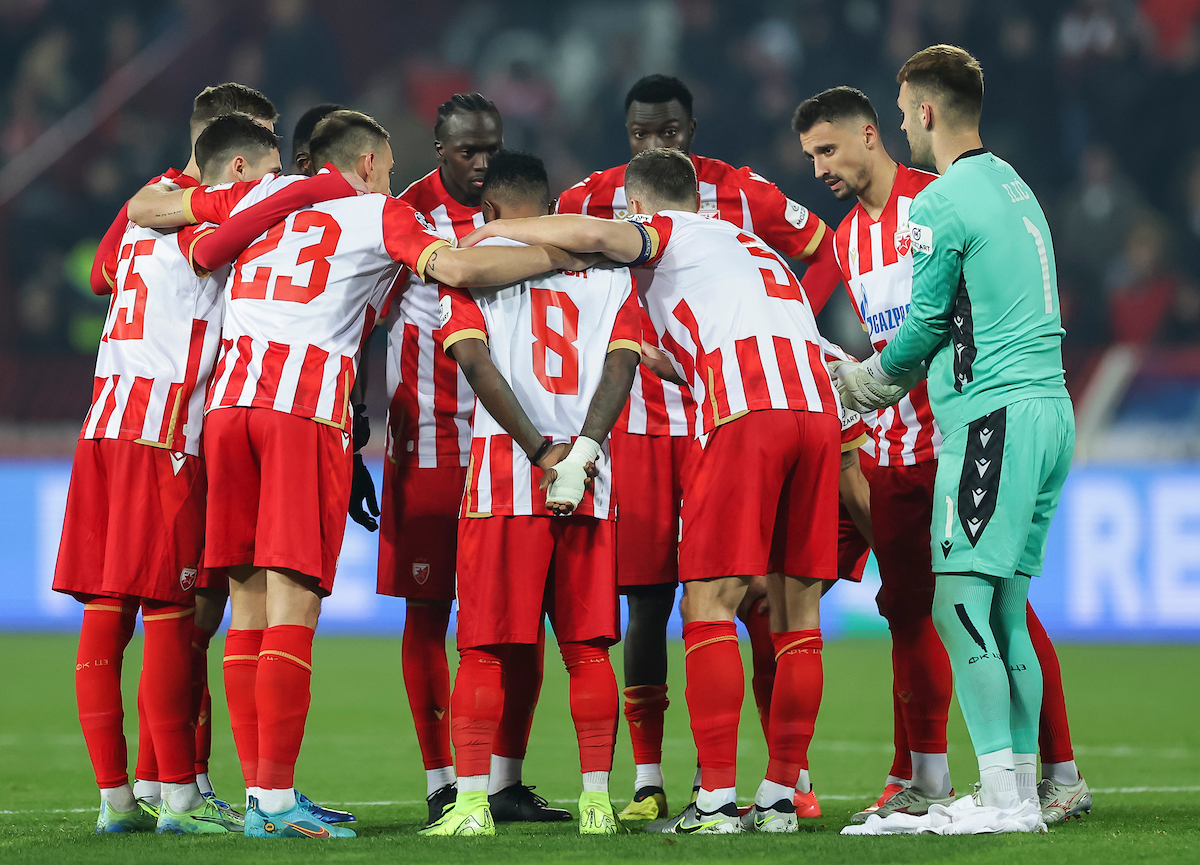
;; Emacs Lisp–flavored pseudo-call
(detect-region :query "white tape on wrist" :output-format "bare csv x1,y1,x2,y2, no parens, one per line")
545,436,602,509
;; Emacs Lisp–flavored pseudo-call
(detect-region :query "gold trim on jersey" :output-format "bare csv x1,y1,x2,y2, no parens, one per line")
800,219,827,259
187,226,217,277
414,239,452,283
646,224,663,261
311,374,352,431
442,329,488,353
134,387,185,450
841,432,868,453
607,339,642,355
707,369,749,428
462,451,491,518
181,187,198,224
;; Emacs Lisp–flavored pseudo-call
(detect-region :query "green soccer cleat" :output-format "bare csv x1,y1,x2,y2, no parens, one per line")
618,786,668,821
95,798,158,833
157,795,243,834
578,791,624,835
201,792,244,828
418,790,495,836
645,801,742,834
1039,775,1092,824
243,796,357,839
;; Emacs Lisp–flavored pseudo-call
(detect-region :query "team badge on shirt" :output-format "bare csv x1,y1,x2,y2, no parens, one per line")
179,567,197,591
412,561,431,585
895,222,913,257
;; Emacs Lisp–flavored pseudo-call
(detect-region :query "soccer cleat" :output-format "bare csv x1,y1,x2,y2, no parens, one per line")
793,788,821,818
419,791,495,836
244,796,357,839
852,785,955,823
1039,775,1092,824
94,799,158,833
426,784,457,826
740,799,798,833
488,783,571,822
851,781,907,822
202,791,244,828
297,791,356,824
645,801,742,834
578,791,624,835
618,786,668,820
157,795,243,834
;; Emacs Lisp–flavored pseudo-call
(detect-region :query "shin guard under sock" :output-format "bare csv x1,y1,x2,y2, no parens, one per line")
141,603,197,784
683,621,742,791
560,640,619,774
765,630,822,788
223,629,263,789
77,601,138,789
402,603,453,770
451,647,506,777
256,625,314,790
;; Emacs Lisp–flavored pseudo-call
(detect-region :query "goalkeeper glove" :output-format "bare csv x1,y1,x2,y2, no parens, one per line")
348,453,380,532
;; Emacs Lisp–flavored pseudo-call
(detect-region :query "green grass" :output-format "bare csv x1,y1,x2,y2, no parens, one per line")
1,634,1198,863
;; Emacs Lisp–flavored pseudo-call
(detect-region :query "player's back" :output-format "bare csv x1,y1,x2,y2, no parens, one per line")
640,211,838,432
87,213,226,456
209,192,405,425
912,152,1069,432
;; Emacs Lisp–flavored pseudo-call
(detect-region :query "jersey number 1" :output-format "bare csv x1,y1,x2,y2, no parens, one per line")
1023,217,1054,315
531,287,580,395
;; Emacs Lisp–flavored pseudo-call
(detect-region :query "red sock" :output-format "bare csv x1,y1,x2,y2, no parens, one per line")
135,676,158,783
141,603,198,784
451,647,506,777
76,600,138,789
494,626,545,759
223,629,263,788
1028,603,1074,763
889,689,912,781
623,685,669,766
892,617,952,756
402,603,453,770
191,625,213,775
743,602,776,740
256,625,314,790
683,621,742,790
765,630,823,788
560,640,618,773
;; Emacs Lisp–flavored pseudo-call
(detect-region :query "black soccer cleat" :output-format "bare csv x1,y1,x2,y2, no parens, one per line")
488,783,571,822
426,783,458,826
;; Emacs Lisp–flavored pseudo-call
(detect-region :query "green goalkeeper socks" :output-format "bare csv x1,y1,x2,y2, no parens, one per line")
932,573,1043,760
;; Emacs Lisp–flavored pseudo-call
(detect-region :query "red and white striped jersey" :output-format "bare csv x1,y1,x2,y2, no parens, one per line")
833,164,942,466
202,187,449,427
82,172,227,457
386,169,481,468
437,242,642,519
639,211,839,435
558,154,828,438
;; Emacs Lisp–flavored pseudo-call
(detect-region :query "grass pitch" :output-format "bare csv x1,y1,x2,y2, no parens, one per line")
1,633,1197,863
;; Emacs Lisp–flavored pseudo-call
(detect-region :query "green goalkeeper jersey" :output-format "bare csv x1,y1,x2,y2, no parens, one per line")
879,150,1069,435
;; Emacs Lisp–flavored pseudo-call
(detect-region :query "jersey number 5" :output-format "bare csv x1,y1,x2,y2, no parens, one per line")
531,287,580,395
738,233,806,303
231,211,342,303
108,239,154,340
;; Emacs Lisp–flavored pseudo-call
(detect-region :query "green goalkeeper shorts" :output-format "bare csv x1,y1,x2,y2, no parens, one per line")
932,396,1075,578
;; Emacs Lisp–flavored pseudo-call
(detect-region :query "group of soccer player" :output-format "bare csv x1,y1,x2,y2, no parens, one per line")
53,38,1092,840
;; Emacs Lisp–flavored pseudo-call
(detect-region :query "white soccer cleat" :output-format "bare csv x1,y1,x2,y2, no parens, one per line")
1038,775,1092,824
740,800,798,833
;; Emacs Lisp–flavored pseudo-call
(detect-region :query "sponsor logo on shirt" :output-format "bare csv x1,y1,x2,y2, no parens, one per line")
439,294,452,328
861,301,912,338
785,198,810,230
909,223,933,255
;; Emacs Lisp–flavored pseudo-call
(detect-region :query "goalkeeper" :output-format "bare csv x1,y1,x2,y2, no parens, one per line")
834,45,1074,813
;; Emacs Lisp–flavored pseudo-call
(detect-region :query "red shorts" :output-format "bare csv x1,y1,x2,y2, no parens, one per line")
377,460,466,602
196,567,229,593
53,438,206,606
679,409,839,581
203,407,352,595
455,515,619,649
837,504,870,582
862,454,938,622
610,430,691,589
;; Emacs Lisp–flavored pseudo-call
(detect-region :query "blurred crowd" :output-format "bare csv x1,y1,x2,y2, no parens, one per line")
2,0,1200,420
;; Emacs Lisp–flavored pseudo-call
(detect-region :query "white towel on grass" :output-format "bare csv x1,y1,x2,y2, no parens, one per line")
840,794,1047,835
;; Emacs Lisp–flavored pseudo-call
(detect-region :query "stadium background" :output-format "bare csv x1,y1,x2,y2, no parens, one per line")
0,0,1198,643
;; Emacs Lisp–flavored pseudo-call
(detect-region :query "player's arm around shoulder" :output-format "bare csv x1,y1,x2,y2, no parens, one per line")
879,188,966,378
459,214,650,266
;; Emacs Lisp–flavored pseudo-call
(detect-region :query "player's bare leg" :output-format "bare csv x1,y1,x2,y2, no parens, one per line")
647,575,747,834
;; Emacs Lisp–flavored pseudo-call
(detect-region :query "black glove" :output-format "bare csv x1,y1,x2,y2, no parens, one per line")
349,452,380,531
352,402,370,453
